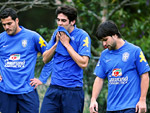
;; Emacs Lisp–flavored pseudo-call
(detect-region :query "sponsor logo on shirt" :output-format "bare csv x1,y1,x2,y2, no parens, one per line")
39,37,46,47
139,51,146,62
83,37,89,47
9,54,20,60
109,76,128,85
112,68,122,77
4,54,25,68
109,68,128,84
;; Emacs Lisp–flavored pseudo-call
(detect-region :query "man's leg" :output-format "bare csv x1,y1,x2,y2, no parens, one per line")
61,87,84,113
17,89,39,113
40,85,61,113
0,91,17,113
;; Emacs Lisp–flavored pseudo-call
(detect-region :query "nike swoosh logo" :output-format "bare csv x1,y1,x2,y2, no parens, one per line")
3,45,8,47
106,59,111,62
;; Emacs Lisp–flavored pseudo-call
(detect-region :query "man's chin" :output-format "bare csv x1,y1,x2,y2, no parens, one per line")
7,31,14,35
107,46,112,50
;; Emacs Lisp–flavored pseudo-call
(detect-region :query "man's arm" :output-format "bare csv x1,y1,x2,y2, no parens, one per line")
43,43,57,64
65,44,89,69
30,61,53,88
89,77,104,113
59,32,89,69
136,72,149,113
43,32,60,64
0,75,2,81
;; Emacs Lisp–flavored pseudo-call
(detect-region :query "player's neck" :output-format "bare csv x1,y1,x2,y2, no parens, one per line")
15,26,22,35
116,38,125,50
68,25,74,33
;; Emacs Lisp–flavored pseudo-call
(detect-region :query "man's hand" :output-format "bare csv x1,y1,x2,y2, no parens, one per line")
30,78,43,89
59,32,70,47
56,32,60,44
89,99,98,113
0,75,2,82
136,100,147,113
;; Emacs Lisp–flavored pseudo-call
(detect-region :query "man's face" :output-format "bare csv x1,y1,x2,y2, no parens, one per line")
56,13,72,32
1,16,18,35
101,36,116,50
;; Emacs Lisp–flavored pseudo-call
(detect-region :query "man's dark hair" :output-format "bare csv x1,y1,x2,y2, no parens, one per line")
55,5,77,22
96,20,122,40
0,8,18,21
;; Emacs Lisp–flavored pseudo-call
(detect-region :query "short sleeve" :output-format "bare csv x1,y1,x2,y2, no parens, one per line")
33,32,47,54
135,47,150,76
78,33,91,58
94,56,106,79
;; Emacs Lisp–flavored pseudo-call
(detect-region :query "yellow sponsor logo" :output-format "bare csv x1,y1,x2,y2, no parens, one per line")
139,51,146,62
83,37,89,47
39,37,46,47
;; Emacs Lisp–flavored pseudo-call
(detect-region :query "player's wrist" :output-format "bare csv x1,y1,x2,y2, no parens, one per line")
91,97,97,102
139,97,146,102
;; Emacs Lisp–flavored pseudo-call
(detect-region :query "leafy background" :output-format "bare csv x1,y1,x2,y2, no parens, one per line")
0,0,150,112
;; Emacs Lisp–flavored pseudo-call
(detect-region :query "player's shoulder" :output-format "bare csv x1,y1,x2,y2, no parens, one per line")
100,49,109,57
0,31,7,39
22,27,42,40
75,28,91,43
77,28,89,36
126,41,140,50
23,27,38,35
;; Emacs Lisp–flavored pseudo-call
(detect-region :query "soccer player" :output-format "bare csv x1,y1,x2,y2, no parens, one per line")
0,8,51,113
41,5,91,113
89,20,150,113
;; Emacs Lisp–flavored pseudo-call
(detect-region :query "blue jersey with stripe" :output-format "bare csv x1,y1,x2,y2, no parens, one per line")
0,26,49,94
47,26,91,87
94,41,150,111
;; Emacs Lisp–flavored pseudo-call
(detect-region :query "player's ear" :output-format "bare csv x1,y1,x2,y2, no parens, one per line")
71,20,75,26
15,18,19,24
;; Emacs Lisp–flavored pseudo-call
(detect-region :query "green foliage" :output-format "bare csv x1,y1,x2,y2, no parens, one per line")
34,0,150,112
134,36,150,62
36,27,55,42
34,56,44,77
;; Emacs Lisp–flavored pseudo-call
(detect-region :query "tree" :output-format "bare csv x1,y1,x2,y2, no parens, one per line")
1,0,150,112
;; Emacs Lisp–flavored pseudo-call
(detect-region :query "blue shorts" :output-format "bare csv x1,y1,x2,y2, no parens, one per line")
40,85,84,113
107,108,136,113
0,89,39,113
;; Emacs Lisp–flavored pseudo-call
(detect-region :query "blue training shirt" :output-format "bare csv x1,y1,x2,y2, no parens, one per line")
94,41,150,111
47,26,91,87
0,26,50,94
